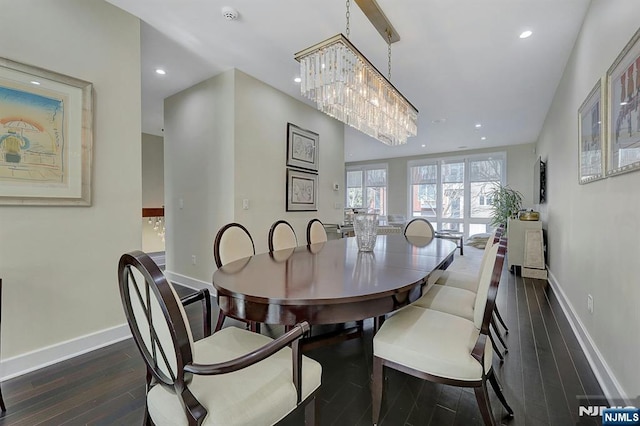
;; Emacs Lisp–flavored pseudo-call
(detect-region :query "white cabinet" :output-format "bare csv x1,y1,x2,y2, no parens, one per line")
507,218,542,271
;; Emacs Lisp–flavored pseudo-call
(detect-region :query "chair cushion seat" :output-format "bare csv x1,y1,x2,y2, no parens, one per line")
374,306,492,381
436,270,478,293
148,327,322,426
412,284,476,321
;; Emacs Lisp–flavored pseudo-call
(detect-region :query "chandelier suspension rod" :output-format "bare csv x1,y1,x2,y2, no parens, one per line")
354,0,400,43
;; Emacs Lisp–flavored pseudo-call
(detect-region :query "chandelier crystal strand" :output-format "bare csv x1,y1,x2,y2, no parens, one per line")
345,0,350,39
296,35,417,146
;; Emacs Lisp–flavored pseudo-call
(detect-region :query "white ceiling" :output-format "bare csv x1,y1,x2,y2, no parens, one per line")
107,0,591,162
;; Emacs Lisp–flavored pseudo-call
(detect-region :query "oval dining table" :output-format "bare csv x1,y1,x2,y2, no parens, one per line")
212,234,458,332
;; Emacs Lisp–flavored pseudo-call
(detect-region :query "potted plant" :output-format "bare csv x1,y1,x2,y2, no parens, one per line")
488,184,523,227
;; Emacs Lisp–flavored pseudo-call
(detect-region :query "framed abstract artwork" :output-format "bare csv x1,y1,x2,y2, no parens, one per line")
578,79,605,184
0,57,93,205
286,168,317,211
606,27,640,177
287,123,318,172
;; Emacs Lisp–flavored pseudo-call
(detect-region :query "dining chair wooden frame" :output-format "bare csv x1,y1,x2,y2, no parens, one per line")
268,220,298,252
213,222,257,332
372,238,513,426
118,250,321,426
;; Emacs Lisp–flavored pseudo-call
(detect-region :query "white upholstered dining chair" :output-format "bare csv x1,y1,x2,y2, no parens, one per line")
118,250,322,426
268,220,298,252
432,225,510,348
372,239,513,426
213,223,256,332
403,217,435,238
306,218,327,245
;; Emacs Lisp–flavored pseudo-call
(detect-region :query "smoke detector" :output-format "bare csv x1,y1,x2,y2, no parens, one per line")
221,6,238,21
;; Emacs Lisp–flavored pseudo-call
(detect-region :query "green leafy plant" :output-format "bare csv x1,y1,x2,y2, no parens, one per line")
488,184,523,227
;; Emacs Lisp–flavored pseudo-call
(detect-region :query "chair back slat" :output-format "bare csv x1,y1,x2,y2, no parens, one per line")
213,223,255,268
118,251,193,387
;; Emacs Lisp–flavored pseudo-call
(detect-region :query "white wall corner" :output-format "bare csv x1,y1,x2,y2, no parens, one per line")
163,270,216,296
0,324,131,381
547,268,629,404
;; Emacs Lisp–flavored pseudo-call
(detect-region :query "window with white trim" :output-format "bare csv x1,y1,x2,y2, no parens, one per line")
408,153,505,237
345,164,387,215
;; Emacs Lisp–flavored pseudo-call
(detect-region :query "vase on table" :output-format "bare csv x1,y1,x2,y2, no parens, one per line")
353,213,379,252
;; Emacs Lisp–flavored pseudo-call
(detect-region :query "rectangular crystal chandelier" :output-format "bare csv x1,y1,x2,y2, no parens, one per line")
295,34,418,146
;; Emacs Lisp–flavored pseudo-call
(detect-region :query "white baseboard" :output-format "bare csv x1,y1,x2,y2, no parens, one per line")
0,323,131,381
547,268,628,404
0,271,213,382
163,270,216,296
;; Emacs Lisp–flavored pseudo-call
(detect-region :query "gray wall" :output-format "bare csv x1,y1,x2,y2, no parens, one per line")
347,143,537,216
0,0,141,361
164,69,345,283
536,0,640,400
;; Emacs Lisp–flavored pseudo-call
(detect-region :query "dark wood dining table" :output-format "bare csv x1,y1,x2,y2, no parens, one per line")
212,234,458,328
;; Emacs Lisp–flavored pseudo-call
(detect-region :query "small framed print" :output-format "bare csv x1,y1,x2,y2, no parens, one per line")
578,79,605,184
287,123,318,171
286,168,317,211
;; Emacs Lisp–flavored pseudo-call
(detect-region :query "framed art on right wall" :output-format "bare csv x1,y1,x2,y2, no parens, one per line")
606,26,640,177
578,78,605,184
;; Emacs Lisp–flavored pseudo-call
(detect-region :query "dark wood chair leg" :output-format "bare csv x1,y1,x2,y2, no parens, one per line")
249,321,261,334
490,317,508,352
489,334,504,362
144,368,153,425
474,382,497,426
488,370,514,416
374,315,385,334
494,307,509,333
304,395,318,425
372,356,384,425
214,311,226,332
202,293,211,337
0,388,6,412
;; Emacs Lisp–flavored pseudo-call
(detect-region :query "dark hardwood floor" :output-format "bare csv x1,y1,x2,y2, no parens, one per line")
0,265,604,425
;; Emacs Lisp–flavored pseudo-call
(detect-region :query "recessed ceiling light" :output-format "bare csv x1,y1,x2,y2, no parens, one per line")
30,80,41,85
421,144,426,148
155,68,166,75
481,136,487,140
432,118,447,124
519,30,533,39
475,123,482,128
294,77,301,83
